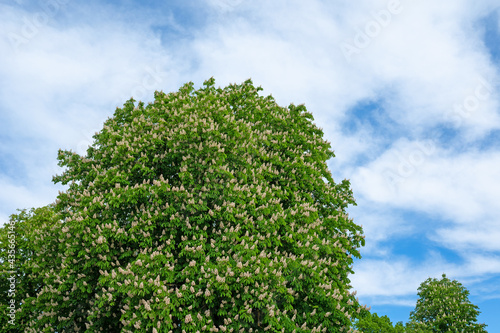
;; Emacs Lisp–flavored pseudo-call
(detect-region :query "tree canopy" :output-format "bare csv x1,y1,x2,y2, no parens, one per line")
407,274,487,332
1,78,365,332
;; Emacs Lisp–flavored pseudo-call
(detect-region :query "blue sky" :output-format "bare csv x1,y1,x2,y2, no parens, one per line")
1,0,500,329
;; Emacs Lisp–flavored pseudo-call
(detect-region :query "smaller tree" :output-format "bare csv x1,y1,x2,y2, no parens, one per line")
408,274,487,332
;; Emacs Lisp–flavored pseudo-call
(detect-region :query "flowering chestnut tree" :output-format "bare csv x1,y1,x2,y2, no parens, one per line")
407,274,487,332
6,78,365,332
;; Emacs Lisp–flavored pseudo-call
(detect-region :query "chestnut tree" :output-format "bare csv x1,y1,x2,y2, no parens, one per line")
2,78,365,332
407,274,487,332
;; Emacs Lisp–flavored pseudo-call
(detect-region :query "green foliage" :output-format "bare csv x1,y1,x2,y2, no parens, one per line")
1,79,365,332
353,309,406,333
407,274,487,332
0,206,61,333
403,324,433,333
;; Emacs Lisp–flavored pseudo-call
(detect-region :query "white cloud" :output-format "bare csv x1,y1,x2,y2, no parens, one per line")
0,176,58,222
352,142,500,225
351,256,443,298
435,225,500,253
336,0,500,138
352,252,500,303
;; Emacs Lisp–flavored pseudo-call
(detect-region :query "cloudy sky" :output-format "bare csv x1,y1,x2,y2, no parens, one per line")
1,0,500,328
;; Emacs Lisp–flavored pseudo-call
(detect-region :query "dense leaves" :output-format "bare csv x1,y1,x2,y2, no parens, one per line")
0,206,61,332
353,309,406,333
1,78,365,332
407,274,487,332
